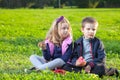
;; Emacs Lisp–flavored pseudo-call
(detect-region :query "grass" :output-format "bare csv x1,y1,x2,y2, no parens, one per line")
0,8,120,79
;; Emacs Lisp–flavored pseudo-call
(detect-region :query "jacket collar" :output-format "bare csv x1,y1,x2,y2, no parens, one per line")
75,36,96,45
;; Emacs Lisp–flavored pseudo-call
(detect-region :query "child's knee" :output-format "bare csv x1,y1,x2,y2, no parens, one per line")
29,55,37,61
55,58,65,64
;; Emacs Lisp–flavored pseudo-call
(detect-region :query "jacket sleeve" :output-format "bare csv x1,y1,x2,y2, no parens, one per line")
61,43,73,63
42,43,52,61
93,40,106,64
71,42,79,65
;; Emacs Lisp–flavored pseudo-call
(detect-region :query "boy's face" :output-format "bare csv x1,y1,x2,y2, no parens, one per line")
81,23,98,39
58,23,69,39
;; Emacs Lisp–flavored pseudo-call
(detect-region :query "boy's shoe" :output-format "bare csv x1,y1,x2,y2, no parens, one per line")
105,68,119,77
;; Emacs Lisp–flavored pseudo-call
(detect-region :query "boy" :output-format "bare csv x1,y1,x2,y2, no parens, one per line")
63,17,119,77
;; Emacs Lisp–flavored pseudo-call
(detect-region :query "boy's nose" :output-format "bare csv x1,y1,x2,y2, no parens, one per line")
90,29,94,33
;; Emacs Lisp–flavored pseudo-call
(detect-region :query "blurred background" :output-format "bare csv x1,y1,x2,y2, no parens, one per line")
0,0,120,9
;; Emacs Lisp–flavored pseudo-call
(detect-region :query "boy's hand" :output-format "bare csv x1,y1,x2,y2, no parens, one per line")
75,56,86,67
84,65,91,73
38,41,46,50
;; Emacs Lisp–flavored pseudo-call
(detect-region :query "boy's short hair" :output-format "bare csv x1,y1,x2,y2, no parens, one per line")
81,17,98,28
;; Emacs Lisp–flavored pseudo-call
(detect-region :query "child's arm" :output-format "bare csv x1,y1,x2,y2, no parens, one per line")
71,42,79,65
92,40,106,64
38,41,52,61
85,40,106,68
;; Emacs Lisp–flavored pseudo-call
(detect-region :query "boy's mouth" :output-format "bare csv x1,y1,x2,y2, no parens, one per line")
89,35,94,38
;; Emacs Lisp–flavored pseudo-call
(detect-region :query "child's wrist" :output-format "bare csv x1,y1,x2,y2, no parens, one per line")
85,62,94,68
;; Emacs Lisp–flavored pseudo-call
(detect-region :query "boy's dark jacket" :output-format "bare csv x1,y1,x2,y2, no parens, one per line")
71,36,106,68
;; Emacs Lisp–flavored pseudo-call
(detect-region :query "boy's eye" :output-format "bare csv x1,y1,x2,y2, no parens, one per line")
86,28,90,30
92,29,96,31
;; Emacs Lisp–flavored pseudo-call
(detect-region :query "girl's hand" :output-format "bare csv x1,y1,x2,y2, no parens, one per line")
75,56,86,67
38,41,46,50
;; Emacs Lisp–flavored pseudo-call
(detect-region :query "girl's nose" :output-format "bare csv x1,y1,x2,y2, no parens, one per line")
65,28,68,32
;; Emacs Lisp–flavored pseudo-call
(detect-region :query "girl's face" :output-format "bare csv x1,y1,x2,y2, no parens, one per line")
58,23,69,39
81,23,97,39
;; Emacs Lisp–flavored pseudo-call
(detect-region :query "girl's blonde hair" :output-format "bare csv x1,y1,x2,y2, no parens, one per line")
46,16,72,45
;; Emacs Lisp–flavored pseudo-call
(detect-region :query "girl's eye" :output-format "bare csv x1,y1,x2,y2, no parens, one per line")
62,26,68,30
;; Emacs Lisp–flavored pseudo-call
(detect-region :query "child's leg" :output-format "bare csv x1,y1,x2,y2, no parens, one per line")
30,55,46,68
90,64,105,77
37,58,65,70
105,67,119,77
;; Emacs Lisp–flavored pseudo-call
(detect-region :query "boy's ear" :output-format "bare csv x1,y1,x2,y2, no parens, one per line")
81,28,84,32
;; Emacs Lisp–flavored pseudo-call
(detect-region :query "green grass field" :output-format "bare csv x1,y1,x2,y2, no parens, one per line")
0,8,120,79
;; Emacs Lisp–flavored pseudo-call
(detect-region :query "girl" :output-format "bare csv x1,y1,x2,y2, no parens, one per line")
29,16,73,71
